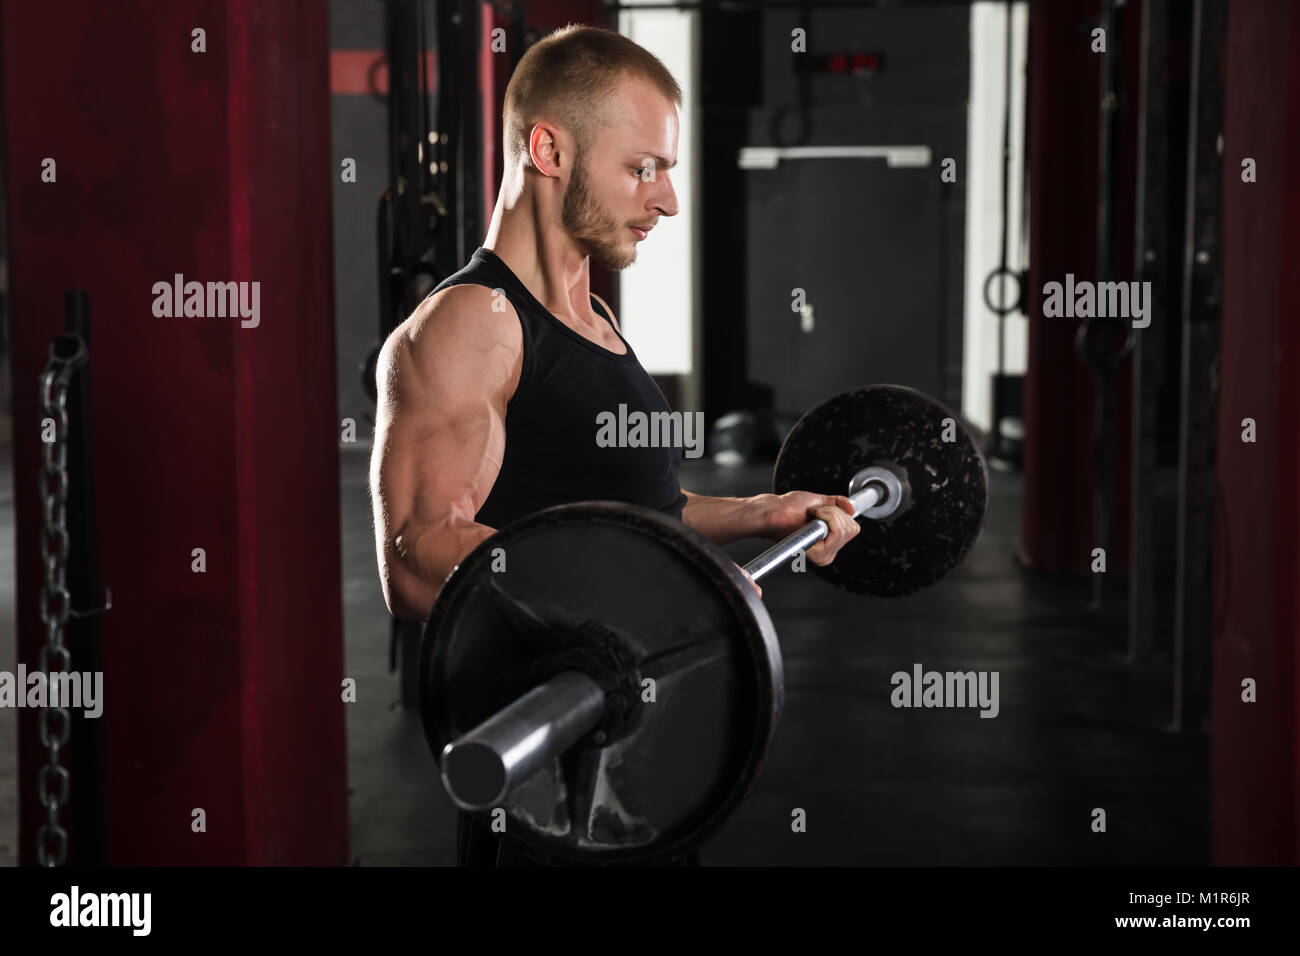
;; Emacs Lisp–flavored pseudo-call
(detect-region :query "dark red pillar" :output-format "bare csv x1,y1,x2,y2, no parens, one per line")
1021,0,1137,575
1213,0,1300,866
3,0,347,864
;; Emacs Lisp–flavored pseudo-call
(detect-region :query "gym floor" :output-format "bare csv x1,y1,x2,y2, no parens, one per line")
0,431,1207,867
333,442,1207,867
0,432,1207,867
0,434,1206,867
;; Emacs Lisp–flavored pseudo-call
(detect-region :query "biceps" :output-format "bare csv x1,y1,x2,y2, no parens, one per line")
378,401,504,535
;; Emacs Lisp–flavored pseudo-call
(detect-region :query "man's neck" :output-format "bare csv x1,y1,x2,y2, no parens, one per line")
483,188,593,323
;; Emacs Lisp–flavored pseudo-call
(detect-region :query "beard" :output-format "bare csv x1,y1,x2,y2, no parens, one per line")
561,154,637,271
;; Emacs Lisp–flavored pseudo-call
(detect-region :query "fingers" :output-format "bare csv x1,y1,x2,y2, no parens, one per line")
830,494,857,517
804,500,861,566
737,564,762,599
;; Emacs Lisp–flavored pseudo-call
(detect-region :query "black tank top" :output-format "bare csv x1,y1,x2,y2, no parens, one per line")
428,247,687,529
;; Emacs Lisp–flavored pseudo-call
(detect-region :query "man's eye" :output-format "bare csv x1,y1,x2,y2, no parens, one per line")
632,167,646,178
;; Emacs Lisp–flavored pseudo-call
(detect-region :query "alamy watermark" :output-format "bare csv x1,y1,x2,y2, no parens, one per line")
1042,274,1152,329
152,274,260,328
890,663,999,718
595,405,706,459
0,667,103,718
50,886,150,936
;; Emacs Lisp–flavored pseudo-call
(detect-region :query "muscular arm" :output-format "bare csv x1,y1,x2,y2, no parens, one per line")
680,490,778,545
682,487,862,567
369,285,522,620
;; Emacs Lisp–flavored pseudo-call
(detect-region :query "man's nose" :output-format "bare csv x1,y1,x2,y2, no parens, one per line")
652,173,679,218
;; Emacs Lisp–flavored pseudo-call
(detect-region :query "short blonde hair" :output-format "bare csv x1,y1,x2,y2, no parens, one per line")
502,24,682,171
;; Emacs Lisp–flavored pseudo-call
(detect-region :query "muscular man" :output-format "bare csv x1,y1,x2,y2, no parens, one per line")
369,24,860,866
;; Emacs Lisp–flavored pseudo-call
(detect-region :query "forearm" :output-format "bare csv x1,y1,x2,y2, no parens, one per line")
680,490,779,546
385,515,498,620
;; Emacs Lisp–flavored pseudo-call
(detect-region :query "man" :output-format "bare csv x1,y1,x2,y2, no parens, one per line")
369,24,860,866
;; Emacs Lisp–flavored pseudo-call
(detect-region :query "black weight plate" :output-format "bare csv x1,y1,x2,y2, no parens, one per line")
772,385,989,596
419,502,784,865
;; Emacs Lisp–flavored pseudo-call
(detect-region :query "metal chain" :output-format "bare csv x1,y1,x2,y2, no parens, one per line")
36,335,86,867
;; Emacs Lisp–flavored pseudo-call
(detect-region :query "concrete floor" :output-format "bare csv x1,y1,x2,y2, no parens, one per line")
0,437,1208,866
337,445,1207,866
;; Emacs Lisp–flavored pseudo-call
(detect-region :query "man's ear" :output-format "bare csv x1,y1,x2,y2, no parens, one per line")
529,123,563,177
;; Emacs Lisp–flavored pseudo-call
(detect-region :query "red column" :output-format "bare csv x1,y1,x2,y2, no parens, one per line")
3,0,347,864
1213,0,1300,866
1021,0,1136,574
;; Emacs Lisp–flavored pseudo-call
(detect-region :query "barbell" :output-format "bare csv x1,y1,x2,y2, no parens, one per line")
417,384,990,864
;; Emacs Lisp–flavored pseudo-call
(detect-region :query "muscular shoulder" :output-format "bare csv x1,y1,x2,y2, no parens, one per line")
413,283,520,338
379,284,523,405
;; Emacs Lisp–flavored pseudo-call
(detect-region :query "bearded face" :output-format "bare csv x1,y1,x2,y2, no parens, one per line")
561,149,639,272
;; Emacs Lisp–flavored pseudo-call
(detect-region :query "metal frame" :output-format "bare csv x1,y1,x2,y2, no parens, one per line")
1128,0,1171,664
1171,0,1224,732
62,293,106,867
1076,0,1135,613
737,144,933,169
